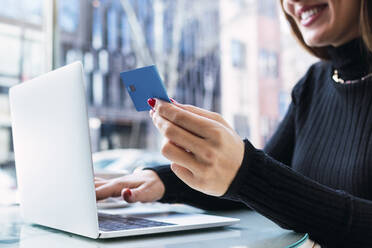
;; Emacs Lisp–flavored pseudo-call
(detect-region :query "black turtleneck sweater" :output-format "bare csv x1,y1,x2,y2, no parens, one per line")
149,38,372,248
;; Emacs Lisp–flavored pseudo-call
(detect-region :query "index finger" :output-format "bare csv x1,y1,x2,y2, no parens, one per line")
96,182,123,200
95,177,139,201
154,99,220,139
171,101,232,130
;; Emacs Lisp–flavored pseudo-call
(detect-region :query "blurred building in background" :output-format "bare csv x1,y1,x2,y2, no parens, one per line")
220,0,282,148
0,0,318,166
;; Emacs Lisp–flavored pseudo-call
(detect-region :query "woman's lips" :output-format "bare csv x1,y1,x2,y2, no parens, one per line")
298,4,328,27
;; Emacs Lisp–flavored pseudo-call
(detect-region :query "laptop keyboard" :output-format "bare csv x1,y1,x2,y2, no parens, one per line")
98,213,175,231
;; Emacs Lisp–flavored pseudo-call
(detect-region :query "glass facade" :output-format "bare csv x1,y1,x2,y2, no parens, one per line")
0,1,46,202
0,0,43,24
56,0,223,151
0,0,45,167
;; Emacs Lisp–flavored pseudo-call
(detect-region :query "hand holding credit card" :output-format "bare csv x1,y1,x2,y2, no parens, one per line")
120,65,171,111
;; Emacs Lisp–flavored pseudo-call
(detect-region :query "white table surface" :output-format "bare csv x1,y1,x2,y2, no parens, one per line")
0,203,311,248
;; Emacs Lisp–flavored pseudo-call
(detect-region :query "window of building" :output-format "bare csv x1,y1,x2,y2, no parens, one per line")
259,49,279,78
233,0,247,9
107,6,119,51
121,13,131,54
258,0,278,18
279,90,291,119
0,0,42,24
234,114,251,139
59,0,80,33
231,40,246,69
92,5,103,50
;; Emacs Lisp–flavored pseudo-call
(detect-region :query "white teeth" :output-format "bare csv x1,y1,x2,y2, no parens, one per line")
301,8,320,21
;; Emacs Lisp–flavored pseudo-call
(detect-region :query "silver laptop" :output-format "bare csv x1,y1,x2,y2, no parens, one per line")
9,62,239,239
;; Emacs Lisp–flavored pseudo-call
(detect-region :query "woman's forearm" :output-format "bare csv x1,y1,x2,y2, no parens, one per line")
223,140,372,247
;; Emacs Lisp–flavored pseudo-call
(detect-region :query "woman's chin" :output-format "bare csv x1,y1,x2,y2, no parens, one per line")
303,35,331,48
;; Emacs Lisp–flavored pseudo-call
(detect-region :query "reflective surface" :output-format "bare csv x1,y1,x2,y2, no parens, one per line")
0,203,310,248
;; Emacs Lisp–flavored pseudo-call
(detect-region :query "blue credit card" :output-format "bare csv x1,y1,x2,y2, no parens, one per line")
120,65,171,111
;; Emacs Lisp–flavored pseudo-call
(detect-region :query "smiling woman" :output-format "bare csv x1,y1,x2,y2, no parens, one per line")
283,0,361,47
95,1,372,247
281,0,372,59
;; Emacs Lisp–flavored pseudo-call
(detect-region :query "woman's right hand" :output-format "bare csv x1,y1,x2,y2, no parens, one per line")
95,169,165,203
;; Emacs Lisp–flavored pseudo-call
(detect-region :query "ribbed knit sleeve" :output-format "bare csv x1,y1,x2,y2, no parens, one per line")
223,140,372,247
146,165,246,210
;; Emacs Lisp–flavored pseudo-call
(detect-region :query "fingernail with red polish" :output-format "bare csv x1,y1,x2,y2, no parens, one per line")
147,98,156,108
123,188,132,201
126,189,132,197
170,98,176,103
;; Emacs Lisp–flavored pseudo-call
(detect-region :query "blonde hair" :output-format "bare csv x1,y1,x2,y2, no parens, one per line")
280,0,372,60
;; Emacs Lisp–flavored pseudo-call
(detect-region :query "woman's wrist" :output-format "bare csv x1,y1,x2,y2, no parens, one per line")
222,139,259,201
143,165,180,202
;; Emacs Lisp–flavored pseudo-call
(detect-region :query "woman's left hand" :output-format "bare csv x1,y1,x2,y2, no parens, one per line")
150,99,245,197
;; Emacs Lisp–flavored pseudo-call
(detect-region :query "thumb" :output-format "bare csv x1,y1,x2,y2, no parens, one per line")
122,188,134,203
121,185,146,203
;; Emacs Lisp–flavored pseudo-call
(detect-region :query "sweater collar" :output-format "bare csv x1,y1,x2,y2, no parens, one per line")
327,38,372,81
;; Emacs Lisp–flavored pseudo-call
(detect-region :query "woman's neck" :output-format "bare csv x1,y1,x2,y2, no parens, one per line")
327,37,371,80
330,31,361,47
